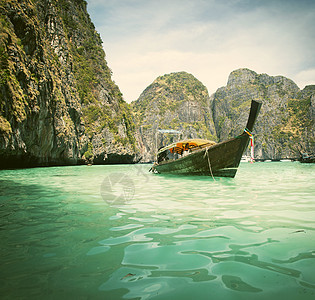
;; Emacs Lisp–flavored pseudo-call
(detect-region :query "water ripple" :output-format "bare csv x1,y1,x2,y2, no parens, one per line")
1,163,315,299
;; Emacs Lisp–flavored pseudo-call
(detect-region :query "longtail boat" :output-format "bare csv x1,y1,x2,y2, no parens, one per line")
151,100,262,178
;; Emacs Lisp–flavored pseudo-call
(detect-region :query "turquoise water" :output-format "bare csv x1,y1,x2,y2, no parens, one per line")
1,162,315,299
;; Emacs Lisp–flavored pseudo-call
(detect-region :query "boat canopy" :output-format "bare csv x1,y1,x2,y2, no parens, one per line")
157,139,216,155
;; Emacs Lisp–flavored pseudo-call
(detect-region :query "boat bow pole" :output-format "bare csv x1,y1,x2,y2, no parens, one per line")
243,100,262,163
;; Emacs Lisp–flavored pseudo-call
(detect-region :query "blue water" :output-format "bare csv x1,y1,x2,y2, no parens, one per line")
0,162,315,299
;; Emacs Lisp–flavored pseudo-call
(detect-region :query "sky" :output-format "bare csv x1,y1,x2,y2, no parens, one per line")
86,0,315,103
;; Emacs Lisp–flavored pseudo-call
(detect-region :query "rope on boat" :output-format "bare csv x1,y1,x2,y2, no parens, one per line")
244,127,253,136
204,147,215,181
244,127,255,163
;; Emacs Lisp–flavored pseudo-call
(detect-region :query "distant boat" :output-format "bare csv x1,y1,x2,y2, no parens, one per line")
300,153,315,163
241,155,250,163
150,100,262,178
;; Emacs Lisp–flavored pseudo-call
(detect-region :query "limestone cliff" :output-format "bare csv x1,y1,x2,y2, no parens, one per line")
134,68,314,162
1,0,313,168
0,0,139,168
132,72,217,162
211,68,315,160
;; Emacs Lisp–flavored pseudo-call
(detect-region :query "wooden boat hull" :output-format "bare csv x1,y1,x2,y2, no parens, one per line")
153,100,262,178
154,134,249,177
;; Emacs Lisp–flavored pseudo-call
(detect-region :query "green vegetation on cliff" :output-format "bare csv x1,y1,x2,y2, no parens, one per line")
134,72,210,120
0,0,138,168
211,68,314,159
132,72,217,161
55,0,137,150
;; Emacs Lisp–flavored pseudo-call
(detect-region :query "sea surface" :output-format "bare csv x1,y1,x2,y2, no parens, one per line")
0,162,315,299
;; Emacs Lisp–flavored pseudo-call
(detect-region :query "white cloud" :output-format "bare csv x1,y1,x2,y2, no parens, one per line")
86,0,315,102
107,47,281,102
105,24,308,101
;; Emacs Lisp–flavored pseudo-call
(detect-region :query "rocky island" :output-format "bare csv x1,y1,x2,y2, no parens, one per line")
210,69,315,161
0,0,314,168
132,72,217,162
0,0,139,168
133,69,314,162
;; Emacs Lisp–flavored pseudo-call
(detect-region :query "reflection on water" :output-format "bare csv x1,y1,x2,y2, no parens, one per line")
0,163,315,299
